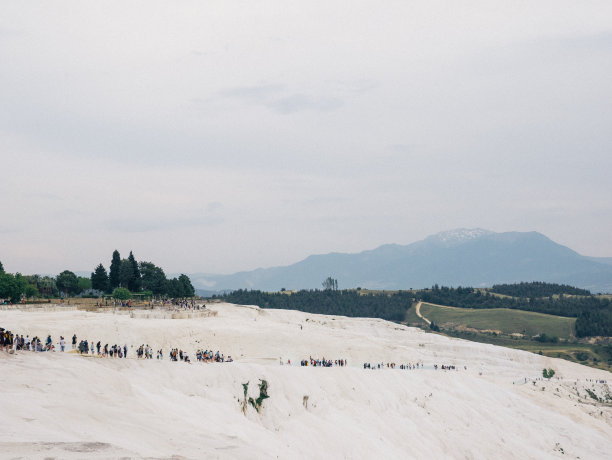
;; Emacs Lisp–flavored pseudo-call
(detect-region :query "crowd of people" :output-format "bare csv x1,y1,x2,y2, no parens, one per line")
0,328,233,367
196,349,231,362
169,348,189,362
154,299,205,310
1,329,53,352
136,344,153,359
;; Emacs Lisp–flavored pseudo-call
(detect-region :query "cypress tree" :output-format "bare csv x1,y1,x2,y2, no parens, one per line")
119,260,133,289
109,250,121,290
128,251,141,291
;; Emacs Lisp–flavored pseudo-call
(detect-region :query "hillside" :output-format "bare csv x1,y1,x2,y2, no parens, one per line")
1,303,611,459
417,302,576,339
193,229,612,293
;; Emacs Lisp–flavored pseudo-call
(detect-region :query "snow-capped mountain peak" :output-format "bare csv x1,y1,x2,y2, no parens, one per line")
428,228,494,245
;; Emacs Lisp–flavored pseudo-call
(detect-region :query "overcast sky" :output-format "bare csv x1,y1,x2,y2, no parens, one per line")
1,1,611,276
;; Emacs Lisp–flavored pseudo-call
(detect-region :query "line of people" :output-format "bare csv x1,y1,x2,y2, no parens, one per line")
364,362,424,369
435,364,456,370
77,339,128,358
300,357,348,367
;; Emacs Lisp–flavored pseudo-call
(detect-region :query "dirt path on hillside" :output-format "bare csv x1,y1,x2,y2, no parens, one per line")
415,301,431,325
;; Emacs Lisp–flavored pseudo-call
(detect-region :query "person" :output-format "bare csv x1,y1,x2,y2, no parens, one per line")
72,334,77,349
123,344,127,358
60,336,65,352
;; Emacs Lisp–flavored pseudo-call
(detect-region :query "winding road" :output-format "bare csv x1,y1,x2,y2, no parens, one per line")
414,301,431,325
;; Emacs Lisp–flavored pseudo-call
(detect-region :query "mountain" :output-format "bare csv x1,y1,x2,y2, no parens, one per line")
192,229,612,293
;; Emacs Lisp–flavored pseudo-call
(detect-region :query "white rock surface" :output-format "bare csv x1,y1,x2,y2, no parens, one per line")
1,303,611,459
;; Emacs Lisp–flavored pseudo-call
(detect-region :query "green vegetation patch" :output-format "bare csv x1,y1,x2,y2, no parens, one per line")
419,303,576,339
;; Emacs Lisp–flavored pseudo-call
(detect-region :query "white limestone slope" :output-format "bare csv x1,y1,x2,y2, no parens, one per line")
1,302,611,459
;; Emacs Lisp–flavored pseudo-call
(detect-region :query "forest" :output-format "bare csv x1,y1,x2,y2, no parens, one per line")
215,289,413,322
490,281,591,297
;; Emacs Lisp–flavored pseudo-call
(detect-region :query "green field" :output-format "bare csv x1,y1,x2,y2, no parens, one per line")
418,302,576,339
403,302,611,370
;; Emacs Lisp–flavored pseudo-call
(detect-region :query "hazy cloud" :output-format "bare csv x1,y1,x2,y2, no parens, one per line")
103,202,226,233
1,1,611,275
268,94,343,114
220,84,343,114
220,84,285,102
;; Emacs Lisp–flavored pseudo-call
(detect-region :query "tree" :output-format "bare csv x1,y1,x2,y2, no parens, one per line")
91,263,110,292
178,274,195,297
24,275,58,297
37,276,58,297
56,270,79,296
77,276,92,292
112,287,131,300
119,259,134,288
127,251,141,291
166,277,185,298
139,262,167,295
0,272,24,302
0,260,4,272
322,276,338,291
109,250,121,290
24,284,39,298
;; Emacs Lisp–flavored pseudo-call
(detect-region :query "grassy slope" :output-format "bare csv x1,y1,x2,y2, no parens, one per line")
418,302,576,339
403,302,610,371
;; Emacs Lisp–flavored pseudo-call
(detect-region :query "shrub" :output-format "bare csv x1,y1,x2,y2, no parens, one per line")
112,287,131,300
241,380,270,414
542,368,555,379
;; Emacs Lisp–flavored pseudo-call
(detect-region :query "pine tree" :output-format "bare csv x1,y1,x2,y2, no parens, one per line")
109,250,121,290
0,260,4,272
91,263,110,292
128,251,141,291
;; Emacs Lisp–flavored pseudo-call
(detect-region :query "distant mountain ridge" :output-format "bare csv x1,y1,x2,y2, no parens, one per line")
191,229,612,294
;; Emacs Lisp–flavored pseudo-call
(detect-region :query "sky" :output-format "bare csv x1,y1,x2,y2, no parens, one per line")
1,1,612,276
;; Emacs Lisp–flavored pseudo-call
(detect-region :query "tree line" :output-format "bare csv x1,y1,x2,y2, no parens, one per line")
215,289,413,322
1,262,90,301
490,281,591,298
0,252,195,302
